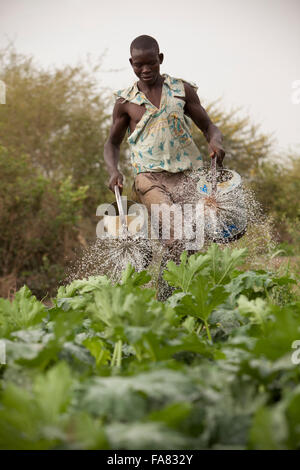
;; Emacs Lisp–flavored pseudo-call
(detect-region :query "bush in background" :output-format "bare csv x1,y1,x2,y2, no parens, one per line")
0,145,88,298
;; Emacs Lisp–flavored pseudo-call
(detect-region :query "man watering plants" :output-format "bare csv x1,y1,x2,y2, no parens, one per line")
104,34,225,265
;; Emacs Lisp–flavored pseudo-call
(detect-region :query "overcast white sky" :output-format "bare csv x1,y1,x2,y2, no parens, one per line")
1,0,299,153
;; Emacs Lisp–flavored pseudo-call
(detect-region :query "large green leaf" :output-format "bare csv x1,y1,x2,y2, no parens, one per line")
17,309,85,369
248,405,288,450
79,368,200,422
33,362,73,423
56,275,111,299
163,250,210,292
105,421,190,450
253,303,300,360
146,402,192,429
0,362,74,449
120,264,152,287
206,244,247,285
237,295,270,327
0,286,46,336
175,276,229,323
82,337,111,367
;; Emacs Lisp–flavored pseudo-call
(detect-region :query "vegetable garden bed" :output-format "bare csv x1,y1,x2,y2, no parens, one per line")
0,245,299,450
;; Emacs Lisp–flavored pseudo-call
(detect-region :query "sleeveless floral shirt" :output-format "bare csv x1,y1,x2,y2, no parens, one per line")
113,73,203,175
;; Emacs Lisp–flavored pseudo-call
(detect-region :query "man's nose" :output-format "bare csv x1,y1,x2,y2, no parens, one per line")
141,66,151,74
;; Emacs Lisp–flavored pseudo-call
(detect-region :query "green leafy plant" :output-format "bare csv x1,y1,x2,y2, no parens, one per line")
0,244,299,450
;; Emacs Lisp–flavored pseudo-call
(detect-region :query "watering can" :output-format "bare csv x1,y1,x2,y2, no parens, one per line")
196,156,247,243
102,189,148,238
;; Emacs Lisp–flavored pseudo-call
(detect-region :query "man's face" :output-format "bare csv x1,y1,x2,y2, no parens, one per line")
129,48,163,85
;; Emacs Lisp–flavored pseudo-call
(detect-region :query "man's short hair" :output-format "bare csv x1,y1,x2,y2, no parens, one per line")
130,35,160,55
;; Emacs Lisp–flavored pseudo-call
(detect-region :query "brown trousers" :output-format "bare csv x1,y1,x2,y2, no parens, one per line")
130,170,199,260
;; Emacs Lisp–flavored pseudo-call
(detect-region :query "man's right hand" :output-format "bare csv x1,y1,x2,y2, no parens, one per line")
108,171,124,194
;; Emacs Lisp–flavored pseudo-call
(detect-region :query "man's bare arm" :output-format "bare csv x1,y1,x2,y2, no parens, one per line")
104,99,130,193
183,82,225,166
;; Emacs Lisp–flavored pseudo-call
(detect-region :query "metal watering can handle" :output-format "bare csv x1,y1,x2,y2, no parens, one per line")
114,185,127,231
210,154,217,195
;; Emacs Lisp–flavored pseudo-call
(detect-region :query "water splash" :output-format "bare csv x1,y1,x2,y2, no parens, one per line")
65,233,153,285
65,167,276,295
168,168,247,244
169,168,276,259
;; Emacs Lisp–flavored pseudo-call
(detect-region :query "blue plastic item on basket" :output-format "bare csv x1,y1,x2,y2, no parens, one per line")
195,164,247,243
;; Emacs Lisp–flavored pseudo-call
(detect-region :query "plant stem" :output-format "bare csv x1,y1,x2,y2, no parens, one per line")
145,338,157,361
155,249,166,300
116,339,122,368
204,320,213,343
111,341,119,368
134,344,142,362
